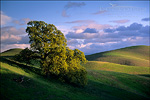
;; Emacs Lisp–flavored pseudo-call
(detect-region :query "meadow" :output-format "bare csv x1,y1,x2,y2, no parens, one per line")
0,45,150,100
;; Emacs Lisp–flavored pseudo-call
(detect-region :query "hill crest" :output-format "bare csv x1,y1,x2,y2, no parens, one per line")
86,45,149,67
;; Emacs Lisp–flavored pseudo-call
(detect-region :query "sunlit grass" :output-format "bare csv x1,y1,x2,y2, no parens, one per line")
83,61,150,74
1,46,150,100
86,45,150,67
1,61,150,100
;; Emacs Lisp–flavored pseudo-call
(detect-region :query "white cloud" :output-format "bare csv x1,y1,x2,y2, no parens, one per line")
66,22,149,55
1,26,27,44
73,23,111,30
1,34,21,43
0,11,12,25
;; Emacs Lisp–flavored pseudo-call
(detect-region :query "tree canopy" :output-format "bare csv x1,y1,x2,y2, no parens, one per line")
26,21,87,86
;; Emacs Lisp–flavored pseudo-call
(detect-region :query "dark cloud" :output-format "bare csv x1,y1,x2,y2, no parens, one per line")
66,31,99,39
104,23,149,37
66,28,100,39
66,22,149,55
83,28,98,33
141,17,150,21
64,2,85,9
62,2,85,17
104,28,115,33
127,23,142,30
139,25,150,37
116,26,126,31
117,30,140,36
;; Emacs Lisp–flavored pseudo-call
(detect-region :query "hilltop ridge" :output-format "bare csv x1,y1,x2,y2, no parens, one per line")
86,45,150,67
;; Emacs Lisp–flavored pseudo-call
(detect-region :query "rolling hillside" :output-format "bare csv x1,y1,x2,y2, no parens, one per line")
86,45,150,67
0,46,150,100
1,48,23,57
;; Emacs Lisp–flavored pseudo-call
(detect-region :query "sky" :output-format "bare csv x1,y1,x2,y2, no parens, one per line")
1,0,150,55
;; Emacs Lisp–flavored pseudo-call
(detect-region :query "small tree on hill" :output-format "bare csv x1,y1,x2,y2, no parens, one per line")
26,21,87,86
66,48,87,85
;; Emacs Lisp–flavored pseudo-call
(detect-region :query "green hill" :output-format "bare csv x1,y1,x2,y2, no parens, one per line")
83,61,149,75
1,60,150,100
1,48,23,57
0,47,150,100
86,45,150,67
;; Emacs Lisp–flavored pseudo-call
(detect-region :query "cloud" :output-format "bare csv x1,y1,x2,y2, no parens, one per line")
79,36,149,55
110,19,130,24
67,39,79,45
1,34,21,44
65,20,95,24
83,28,98,33
64,2,85,9
84,38,121,44
127,23,142,30
1,26,27,44
104,28,115,33
13,18,31,25
0,11,12,25
73,23,111,30
103,23,149,40
66,31,99,39
141,17,150,21
65,22,149,55
1,26,26,35
62,2,85,17
66,22,111,39
92,10,107,15
66,25,109,39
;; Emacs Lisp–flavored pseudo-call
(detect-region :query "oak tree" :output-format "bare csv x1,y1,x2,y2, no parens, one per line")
26,21,87,86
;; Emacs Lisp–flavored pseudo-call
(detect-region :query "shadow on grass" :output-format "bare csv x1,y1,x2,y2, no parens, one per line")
139,74,150,78
2,71,150,100
1,57,150,100
0,57,41,75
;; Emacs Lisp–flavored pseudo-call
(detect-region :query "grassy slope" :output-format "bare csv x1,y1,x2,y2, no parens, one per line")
86,45,150,67
1,61,150,100
1,47,150,100
1,48,23,57
83,61,150,75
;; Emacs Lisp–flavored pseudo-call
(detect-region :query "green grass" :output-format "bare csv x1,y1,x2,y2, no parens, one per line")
1,61,150,100
86,45,150,67
83,61,150,75
1,46,150,100
1,48,23,58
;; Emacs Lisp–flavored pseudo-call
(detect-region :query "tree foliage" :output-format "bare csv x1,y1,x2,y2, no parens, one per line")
26,21,87,86
14,48,34,65
65,48,87,85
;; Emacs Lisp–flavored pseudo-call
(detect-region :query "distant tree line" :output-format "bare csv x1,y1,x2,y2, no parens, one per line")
15,21,87,86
